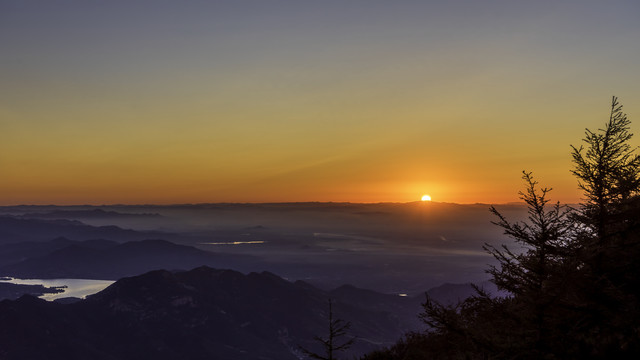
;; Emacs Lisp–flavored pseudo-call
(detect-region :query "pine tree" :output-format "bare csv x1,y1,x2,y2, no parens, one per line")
300,299,355,360
486,171,574,357
571,96,640,244
568,96,640,356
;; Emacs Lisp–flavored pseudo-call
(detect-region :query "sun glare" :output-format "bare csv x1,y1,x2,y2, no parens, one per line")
421,194,432,202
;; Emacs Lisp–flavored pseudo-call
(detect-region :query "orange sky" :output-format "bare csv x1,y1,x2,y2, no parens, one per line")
1,1,640,205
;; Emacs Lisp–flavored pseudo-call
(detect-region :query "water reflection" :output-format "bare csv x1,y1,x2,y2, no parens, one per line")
0,278,114,301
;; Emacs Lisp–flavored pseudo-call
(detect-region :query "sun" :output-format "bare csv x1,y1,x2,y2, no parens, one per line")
421,194,432,202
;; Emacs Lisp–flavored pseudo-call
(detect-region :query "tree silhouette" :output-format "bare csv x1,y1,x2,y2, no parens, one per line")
486,171,574,356
415,172,576,359
571,95,640,243
300,299,355,360
369,96,640,359
568,96,640,356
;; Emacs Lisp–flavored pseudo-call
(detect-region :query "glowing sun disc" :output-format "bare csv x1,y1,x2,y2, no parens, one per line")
421,195,432,201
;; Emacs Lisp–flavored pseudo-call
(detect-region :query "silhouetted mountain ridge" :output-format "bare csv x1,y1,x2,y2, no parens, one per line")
0,216,171,244
0,239,260,280
0,266,420,360
19,209,162,220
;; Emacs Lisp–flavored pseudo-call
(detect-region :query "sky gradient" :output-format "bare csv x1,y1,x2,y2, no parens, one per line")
2,0,640,205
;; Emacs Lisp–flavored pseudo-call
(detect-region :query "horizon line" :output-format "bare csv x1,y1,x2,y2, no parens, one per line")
0,200,554,207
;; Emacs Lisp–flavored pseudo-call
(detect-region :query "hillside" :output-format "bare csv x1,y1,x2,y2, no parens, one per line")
0,266,423,359
0,239,260,280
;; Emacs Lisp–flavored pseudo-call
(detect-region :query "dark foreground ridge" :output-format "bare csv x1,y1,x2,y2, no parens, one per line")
0,266,421,360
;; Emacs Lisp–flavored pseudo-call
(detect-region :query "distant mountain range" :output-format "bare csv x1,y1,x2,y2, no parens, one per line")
0,203,515,359
0,266,425,360
0,202,522,293
0,216,170,244
18,208,162,220
0,237,261,280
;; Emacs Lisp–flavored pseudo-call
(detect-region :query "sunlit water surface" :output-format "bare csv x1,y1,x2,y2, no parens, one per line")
0,278,114,301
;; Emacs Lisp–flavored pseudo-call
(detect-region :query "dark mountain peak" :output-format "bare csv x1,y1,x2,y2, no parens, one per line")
90,266,310,313
258,270,281,278
53,297,81,304
184,265,241,278
108,268,176,288
87,269,183,310
91,267,257,303
15,293,47,305
184,265,213,272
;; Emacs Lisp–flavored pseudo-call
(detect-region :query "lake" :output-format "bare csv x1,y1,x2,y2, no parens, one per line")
0,278,114,301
